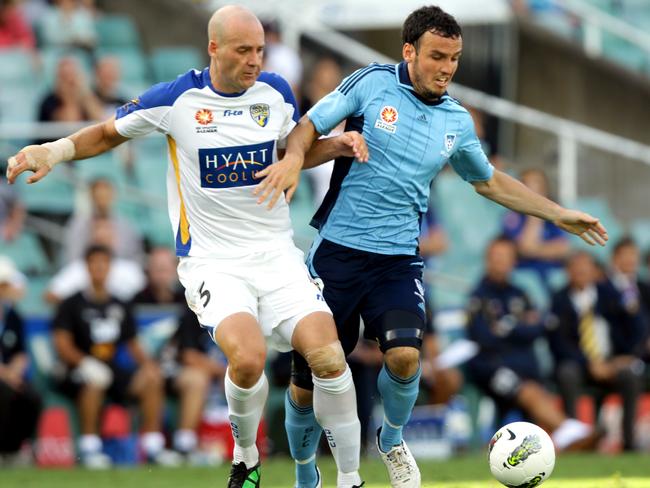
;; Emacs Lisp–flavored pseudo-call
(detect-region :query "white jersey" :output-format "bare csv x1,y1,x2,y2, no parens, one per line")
114,68,299,258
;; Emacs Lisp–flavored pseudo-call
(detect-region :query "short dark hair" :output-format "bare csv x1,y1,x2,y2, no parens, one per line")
84,244,112,261
402,5,462,48
612,235,637,256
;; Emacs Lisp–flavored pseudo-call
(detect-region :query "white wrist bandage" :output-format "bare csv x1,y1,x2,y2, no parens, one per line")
39,138,76,169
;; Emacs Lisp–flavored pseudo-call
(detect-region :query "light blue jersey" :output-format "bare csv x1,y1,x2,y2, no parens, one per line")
308,62,494,255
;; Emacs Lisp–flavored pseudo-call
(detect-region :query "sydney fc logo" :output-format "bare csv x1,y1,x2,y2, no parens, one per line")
250,103,270,127
444,133,456,152
375,105,398,134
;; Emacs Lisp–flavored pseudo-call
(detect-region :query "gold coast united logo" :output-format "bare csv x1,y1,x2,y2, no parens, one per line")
375,105,399,134
250,103,270,127
380,106,398,124
195,109,213,126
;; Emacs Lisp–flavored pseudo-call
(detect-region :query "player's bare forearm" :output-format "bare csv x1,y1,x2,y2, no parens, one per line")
69,118,129,160
285,115,321,166
303,131,369,169
6,117,129,184
474,170,608,246
473,170,563,221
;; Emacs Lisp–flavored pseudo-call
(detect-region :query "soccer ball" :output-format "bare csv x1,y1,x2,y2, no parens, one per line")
487,421,555,487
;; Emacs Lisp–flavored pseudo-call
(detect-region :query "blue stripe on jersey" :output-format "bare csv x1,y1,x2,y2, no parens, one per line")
310,115,364,231
258,72,300,123
116,68,208,119
339,64,395,96
175,221,192,257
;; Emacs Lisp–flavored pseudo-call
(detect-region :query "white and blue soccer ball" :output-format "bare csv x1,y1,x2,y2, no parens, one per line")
487,421,556,488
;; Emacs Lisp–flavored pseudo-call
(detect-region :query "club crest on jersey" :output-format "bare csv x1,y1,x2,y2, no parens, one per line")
444,133,457,153
198,140,275,189
250,103,270,127
375,105,398,134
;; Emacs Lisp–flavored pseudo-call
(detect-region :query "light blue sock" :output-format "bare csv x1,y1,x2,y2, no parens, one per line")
377,363,421,453
285,389,322,488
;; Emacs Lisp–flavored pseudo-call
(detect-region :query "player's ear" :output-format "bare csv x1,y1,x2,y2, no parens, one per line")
403,42,415,63
208,39,218,57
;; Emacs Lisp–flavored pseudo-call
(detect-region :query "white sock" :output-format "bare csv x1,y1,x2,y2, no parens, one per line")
173,429,198,453
552,419,591,450
79,434,102,454
312,366,361,485
141,431,165,456
225,369,268,468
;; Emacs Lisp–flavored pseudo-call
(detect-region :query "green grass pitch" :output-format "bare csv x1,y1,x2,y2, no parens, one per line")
3,453,649,487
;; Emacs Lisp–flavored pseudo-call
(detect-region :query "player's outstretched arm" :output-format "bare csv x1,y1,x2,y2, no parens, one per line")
472,169,608,246
6,117,129,185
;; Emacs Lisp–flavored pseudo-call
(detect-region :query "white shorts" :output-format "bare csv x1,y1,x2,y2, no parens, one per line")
177,246,331,352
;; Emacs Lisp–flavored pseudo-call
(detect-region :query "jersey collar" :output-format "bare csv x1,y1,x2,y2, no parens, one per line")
396,61,448,106
202,68,248,98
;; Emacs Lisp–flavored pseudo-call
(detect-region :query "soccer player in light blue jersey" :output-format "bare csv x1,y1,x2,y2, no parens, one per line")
255,5,608,487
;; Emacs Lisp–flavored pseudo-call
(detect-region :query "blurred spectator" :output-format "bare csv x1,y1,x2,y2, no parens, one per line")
302,57,344,207
502,168,570,290
63,178,143,264
46,216,145,304
93,56,128,117
262,19,302,99
51,244,179,467
37,56,104,130
0,0,36,50
0,257,42,462
466,237,598,450
609,236,650,323
0,175,25,242
132,247,184,305
548,250,646,451
159,308,226,458
39,0,96,51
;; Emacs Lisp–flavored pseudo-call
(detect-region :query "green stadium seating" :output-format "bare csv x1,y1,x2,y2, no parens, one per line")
150,47,205,83
631,219,650,252
96,47,150,86
1,232,50,275
0,48,37,85
74,152,128,189
96,15,141,49
14,164,75,214
511,268,549,310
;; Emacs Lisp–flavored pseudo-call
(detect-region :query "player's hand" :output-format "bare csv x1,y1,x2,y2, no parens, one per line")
334,131,369,162
253,154,303,209
6,145,54,184
554,209,608,246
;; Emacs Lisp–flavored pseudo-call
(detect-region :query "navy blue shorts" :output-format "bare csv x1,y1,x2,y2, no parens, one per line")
291,238,426,389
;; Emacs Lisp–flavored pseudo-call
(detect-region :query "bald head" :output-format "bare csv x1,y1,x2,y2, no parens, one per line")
208,5,262,43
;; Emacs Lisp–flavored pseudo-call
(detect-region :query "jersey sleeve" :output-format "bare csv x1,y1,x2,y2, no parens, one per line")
448,114,494,182
307,66,372,135
114,69,202,137
52,297,74,333
120,302,137,342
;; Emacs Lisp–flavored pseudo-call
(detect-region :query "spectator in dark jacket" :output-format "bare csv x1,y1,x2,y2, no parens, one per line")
467,237,597,451
549,250,646,450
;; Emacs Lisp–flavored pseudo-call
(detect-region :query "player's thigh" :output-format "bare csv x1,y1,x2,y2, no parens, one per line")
258,247,331,354
214,313,267,370
177,257,258,334
362,256,427,353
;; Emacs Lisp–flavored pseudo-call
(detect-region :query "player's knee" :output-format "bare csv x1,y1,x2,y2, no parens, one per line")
304,340,346,379
230,350,266,385
385,346,420,379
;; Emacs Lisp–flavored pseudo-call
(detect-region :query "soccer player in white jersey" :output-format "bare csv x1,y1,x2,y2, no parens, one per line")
7,6,366,488
256,5,608,488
